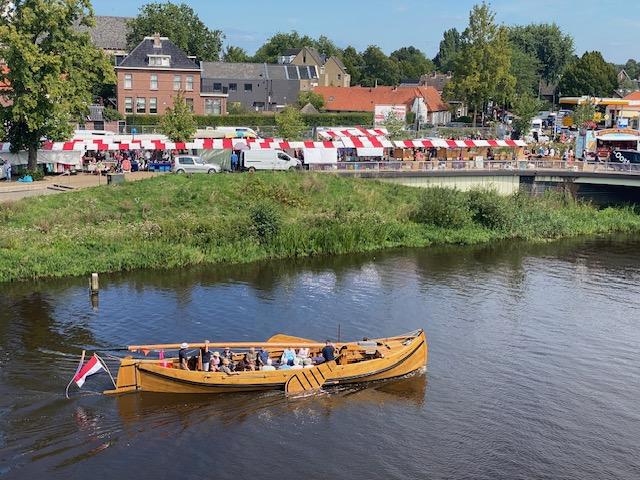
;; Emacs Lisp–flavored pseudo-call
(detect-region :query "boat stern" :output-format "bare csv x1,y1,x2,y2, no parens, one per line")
104,357,139,395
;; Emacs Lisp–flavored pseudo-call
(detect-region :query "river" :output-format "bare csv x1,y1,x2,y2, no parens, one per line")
1,237,640,479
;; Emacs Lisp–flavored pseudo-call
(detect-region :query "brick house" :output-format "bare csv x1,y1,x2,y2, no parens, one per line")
279,47,350,87
115,34,227,117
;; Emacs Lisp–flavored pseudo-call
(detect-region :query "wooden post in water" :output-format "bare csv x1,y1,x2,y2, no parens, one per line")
90,273,99,293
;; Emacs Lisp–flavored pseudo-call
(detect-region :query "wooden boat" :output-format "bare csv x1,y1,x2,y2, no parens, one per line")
104,329,427,395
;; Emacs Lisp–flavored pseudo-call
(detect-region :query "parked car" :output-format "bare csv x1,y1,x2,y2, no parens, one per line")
241,150,301,172
172,155,220,174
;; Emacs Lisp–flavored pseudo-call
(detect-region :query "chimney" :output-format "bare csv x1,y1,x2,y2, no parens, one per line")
153,33,161,48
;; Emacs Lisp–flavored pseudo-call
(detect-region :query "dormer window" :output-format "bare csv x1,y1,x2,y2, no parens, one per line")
148,55,171,67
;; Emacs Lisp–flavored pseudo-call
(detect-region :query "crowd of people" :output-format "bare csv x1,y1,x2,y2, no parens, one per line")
177,340,337,373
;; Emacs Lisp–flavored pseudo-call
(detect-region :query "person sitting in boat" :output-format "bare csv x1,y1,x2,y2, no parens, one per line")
236,353,256,372
200,340,212,372
290,357,303,370
321,340,336,363
257,347,270,368
178,343,190,370
303,358,314,368
280,347,296,366
210,351,221,371
246,347,258,370
261,358,276,371
220,358,234,374
297,347,310,360
222,347,233,362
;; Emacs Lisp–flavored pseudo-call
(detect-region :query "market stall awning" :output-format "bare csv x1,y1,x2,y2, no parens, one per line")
317,127,389,139
394,139,526,148
596,134,640,142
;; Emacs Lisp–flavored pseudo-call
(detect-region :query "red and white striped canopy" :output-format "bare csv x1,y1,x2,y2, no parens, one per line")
394,139,527,148
317,127,389,139
339,136,394,149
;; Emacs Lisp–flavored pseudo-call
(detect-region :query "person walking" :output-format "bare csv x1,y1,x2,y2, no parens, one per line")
230,151,239,172
5,159,11,181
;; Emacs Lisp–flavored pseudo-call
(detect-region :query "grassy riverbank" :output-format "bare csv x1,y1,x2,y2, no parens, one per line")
1,172,640,283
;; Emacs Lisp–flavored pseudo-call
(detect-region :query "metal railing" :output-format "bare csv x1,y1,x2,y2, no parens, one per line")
308,159,574,173
582,162,640,174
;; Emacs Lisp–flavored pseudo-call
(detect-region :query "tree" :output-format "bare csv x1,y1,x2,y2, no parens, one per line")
445,3,515,125
222,46,250,63
434,28,461,73
342,46,364,85
509,24,574,83
127,2,223,61
381,111,406,140
253,31,315,63
511,93,542,137
571,101,597,128
622,59,640,80
510,45,542,96
316,35,341,58
390,46,434,81
297,91,324,110
0,0,115,170
361,45,400,86
160,91,197,142
275,106,307,140
558,51,618,97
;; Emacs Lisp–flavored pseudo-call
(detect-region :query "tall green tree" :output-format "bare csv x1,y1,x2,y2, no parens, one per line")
275,106,307,140
511,93,542,137
622,59,640,80
445,3,515,125
342,46,364,85
222,46,250,63
127,2,224,61
160,91,197,143
252,31,316,63
0,0,115,169
434,28,461,73
558,51,618,97
361,45,400,86
509,23,574,83
315,35,342,58
297,91,324,110
390,46,434,80
510,45,542,96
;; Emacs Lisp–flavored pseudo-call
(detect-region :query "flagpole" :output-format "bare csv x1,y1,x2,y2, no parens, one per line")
65,349,86,399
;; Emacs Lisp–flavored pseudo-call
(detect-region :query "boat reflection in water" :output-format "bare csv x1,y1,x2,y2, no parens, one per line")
115,371,427,428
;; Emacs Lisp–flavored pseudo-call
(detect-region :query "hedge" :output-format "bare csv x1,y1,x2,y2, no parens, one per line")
126,112,374,128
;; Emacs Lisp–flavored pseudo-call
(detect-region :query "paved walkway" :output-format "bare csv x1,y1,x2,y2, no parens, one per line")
0,171,160,202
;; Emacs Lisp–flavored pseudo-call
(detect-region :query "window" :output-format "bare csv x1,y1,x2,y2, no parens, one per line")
124,74,132,89
148,55,170,67
185,75,194,91
149,97,157,114
173,75,181,91
150,74,158,90
213,82,222,92
337,74,342,80
228,83,237,92
179,157,194,165
244,83,253,92
278,153,290,161
136,97,146,114
185,98,194,112
124,97,133,114
204,98,221,115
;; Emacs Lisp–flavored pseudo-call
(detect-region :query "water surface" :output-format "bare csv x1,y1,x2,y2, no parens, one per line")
1,237,640,479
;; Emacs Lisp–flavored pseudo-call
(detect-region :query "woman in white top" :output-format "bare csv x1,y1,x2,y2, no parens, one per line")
297,347,310,359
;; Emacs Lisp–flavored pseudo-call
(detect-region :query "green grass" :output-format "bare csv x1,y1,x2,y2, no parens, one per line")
1,172,640,283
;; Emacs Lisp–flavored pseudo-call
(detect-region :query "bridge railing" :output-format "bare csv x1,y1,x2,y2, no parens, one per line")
582,162,640,174
307,160,573,173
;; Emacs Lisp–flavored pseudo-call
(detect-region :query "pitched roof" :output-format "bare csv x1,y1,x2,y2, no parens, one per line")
75,16,131,52
202,62,265,80
624,91,640,101
118,36,200,70
298,47,324,66
419,73,452,93
201,62,319,81
314,86,449,112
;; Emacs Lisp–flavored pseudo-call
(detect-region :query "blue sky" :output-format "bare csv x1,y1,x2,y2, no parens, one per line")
93,0,640,64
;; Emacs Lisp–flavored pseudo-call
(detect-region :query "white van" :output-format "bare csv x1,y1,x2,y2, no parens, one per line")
242,150,301,172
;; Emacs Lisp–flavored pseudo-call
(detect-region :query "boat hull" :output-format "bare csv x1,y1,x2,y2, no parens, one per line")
105,330,427,395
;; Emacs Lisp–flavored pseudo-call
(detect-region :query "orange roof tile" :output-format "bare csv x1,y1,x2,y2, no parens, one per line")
314,86,449,113
624,91,640,101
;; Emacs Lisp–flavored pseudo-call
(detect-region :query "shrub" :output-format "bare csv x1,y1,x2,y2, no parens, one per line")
250,202,281,244
413,187,471,228
467,189,514,230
